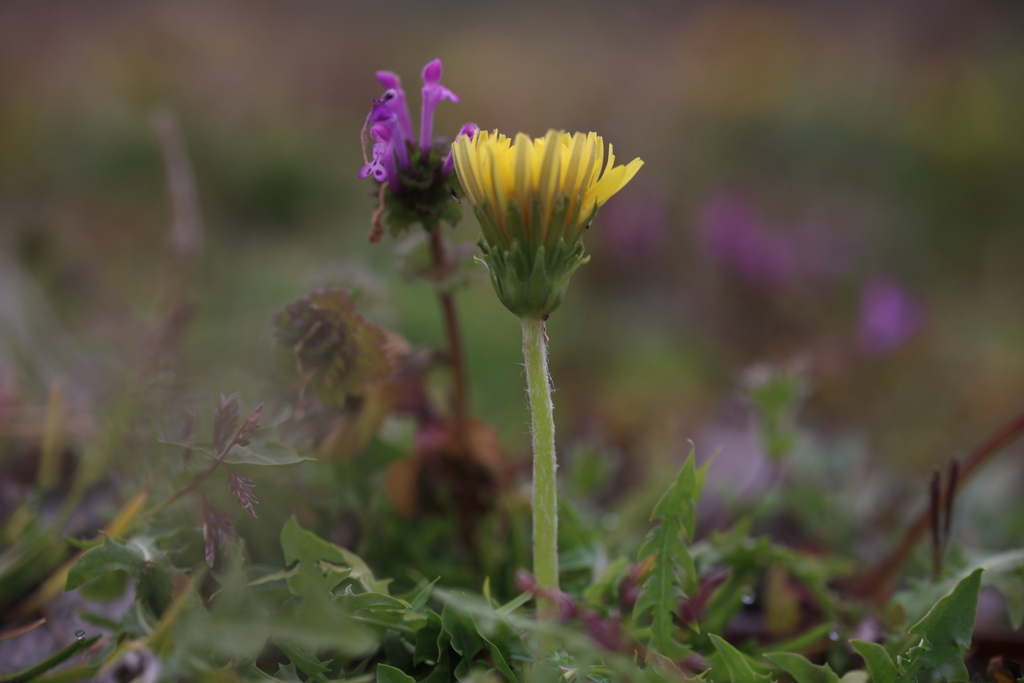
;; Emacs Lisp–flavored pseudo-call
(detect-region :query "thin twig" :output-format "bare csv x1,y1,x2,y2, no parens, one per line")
0,618,46,642
368,184,387,243
152,108,202,259
150,408,259,515
929,469,941,580
943,459,959,548
853,407,1024,603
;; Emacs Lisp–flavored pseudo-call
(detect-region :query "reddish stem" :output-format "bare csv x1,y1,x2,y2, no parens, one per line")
854,407,1024,604
427,227,470,455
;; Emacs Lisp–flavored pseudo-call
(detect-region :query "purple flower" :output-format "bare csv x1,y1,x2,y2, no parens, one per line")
367,92,409,169
855,277,926,356
699,194,797,287
597,184,668,266
375,71,413,141
358,124,399,193
442,123,479,176
359,59,471,195
698,192,863,290
419,58,460,154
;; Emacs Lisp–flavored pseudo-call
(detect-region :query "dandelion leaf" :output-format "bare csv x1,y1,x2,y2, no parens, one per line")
634,447,705,657
901,568,983,683
709,634,775,683
765,652,840,683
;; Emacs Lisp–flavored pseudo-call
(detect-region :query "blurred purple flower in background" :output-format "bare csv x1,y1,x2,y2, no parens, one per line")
855,277,926,356
699,193,797,287
596,185,669,266
698,192,861,289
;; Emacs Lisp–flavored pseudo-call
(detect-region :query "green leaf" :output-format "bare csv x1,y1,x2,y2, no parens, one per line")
0,635,99,683
990,568,1024,630
160,430,311,467
183,613,376,659
65,537,141,588
278,640,331,682
634,447,705,657
276,664,303,683
496,592,532,616
77,569,128,602
440,600,519,683
483,637,517,683
65,535,177,612
406,577,438,612
382,630,414,672
418,648,452,683
336,588,413,631
442,602,484,661
765,652,840,683
280,517,391,594
582,556,630,606
339,589,409,612
902,568,983,682
75,609,120,630
709,634,774,683
223,433,310,466
63,536,103,551
414,612,444,665
376,664,415,683
850,641,898,683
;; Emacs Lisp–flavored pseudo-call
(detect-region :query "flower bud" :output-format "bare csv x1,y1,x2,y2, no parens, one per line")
451,129,642,318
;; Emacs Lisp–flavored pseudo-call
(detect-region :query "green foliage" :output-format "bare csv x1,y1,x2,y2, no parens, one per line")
852,569,983,683
381,146,462,236
633,447,705,657
895,549,1024,631
745,364,807,461
376,664,415,683
764,652,840,683
709,634,774,683
281,517,392,594
66,534,179,613
8,31,1024,683
901,568,983,683
162,430,310,466
850,641,899,683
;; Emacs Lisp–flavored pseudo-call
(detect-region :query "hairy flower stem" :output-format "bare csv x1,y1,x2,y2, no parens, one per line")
520,315,559,616
428,228,469,452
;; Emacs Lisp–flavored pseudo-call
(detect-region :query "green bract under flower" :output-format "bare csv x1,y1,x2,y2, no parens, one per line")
452,129,642,318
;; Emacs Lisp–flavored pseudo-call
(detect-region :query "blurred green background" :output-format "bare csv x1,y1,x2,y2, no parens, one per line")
2,0,1024,495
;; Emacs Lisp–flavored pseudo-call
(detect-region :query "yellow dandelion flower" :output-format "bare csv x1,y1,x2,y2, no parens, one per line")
452,129,643,318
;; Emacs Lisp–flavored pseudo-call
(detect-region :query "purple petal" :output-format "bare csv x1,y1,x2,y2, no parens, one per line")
419,60,459,153
376,71,400,90
370,123,391,145
358,124,400,192
442,123,479,175
856,277,926,356
368,100,408,169
421,58,442,86
435,85,459,104
375,71,413,141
